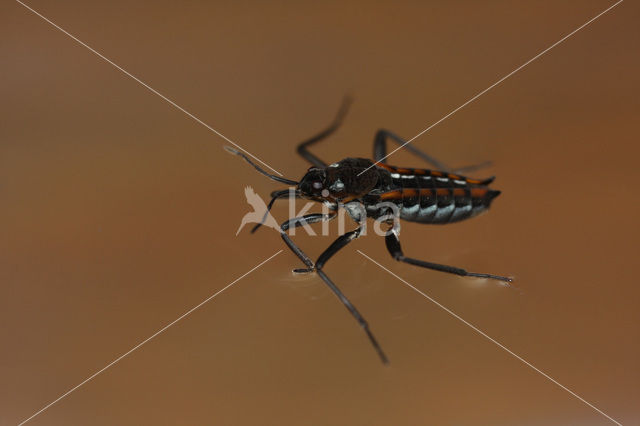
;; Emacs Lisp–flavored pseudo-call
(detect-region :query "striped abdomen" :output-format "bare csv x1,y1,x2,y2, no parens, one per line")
375,165,500,224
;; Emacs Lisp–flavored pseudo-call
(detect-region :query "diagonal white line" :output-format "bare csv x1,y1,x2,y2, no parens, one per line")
17,250,282,426
15,0,284,177
357,250,623,426
359,0,624,176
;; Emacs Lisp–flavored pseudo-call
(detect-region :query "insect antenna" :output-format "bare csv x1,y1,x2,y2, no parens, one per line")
224,146,299,186
250,188,298,233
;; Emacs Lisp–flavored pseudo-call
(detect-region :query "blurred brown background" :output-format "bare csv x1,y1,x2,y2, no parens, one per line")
2,1,638,425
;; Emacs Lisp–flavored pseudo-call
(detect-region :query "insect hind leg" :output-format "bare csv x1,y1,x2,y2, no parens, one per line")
384,230,512,282
373,129,492,174
374,129,449,169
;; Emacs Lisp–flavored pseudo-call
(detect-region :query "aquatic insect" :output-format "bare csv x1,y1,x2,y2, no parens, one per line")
225,98,511,364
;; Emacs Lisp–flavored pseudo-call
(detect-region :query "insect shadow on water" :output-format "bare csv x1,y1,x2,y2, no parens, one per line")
225,97,512,364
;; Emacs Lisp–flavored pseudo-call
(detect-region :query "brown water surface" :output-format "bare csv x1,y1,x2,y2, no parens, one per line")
2,1,639,425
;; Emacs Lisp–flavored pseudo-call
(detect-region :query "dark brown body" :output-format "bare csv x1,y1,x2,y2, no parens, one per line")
300,157,501,225
366,162,500,224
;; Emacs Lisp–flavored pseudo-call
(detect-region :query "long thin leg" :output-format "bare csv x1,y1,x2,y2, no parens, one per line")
294,225,362,273
250,189,300,234
297,96,352,168
374,129,450,170
385,231,512,282
307,227,390,364
451,161,494,175
280,213,336,269
373,129,492,174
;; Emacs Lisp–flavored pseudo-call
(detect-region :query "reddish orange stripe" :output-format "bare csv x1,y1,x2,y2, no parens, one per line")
470,188,489,198
381,188,469,199
379,190,403,200
377,164,396,172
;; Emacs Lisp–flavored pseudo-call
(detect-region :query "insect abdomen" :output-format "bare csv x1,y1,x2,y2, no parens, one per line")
379,171,500,224
401,187,499,224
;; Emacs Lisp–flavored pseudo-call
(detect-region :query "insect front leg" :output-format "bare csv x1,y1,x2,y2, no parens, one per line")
251,189,299,234
384,230,512,282
280,213,336,271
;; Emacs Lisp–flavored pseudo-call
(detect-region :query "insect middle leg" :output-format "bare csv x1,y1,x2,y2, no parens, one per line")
385,230,512,282
373,129,492,174
282,220,389,364
315,227,389,364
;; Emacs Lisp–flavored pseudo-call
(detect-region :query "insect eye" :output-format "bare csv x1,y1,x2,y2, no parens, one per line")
312,181,323,190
